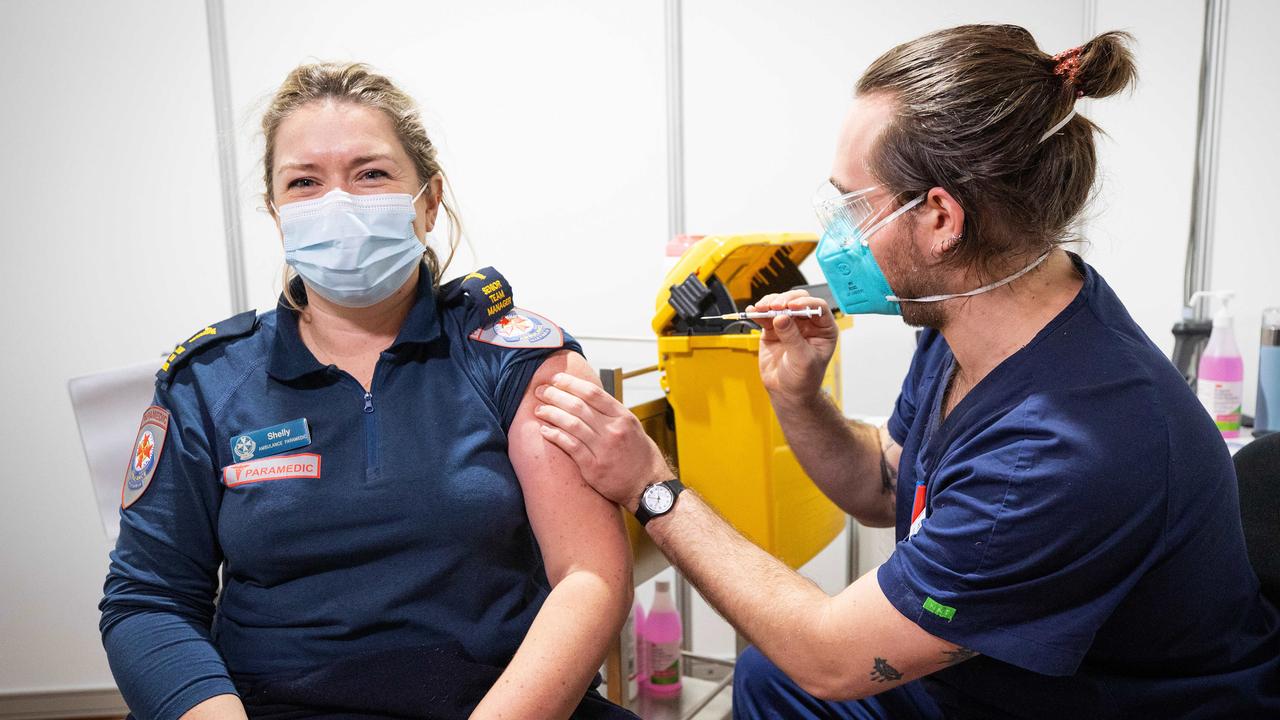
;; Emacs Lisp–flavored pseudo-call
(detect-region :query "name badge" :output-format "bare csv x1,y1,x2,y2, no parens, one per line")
230,418,311,462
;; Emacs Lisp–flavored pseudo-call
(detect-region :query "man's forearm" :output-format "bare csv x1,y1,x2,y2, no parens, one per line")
770,390,893,525
645,491,858,694
646,491,964,701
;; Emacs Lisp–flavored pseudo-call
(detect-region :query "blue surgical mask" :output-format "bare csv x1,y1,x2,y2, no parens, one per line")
277,185,428,308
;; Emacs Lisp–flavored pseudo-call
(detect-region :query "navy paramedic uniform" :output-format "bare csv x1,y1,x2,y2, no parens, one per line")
100,270,634,720
734,254,1280,719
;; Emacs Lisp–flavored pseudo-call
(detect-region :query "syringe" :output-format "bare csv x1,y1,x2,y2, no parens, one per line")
701,307,824,321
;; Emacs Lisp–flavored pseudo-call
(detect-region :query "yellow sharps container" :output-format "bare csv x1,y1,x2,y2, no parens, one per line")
653,233,848,569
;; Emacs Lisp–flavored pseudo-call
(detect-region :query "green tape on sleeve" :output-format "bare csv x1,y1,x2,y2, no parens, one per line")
923,596,956,621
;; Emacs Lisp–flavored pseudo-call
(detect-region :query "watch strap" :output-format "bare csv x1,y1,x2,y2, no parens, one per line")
635,479,685,526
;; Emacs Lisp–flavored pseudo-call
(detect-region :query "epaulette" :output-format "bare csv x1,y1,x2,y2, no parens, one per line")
156,309,259,384
441,266,516,334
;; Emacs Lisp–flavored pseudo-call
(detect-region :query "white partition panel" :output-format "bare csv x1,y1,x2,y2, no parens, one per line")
1086,0,1204,361
0,0,229,694
1211,0,1280,417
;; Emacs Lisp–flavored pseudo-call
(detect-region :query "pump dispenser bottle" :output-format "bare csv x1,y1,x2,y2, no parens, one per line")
1191,291,1244,438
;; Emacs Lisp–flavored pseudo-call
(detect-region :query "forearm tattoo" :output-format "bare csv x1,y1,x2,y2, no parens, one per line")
939,647,978,665
869,657,903,683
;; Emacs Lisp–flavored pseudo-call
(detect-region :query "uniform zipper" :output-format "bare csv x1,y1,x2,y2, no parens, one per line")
361,388,378,483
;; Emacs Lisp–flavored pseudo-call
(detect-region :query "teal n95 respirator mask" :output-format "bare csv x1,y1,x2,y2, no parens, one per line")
276,185,428,308
813,184,924,315
814,107,1075,315
811,184,1050,316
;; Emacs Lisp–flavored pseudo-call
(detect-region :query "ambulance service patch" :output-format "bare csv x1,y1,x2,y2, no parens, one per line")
123,405,170,509
470,308,565,349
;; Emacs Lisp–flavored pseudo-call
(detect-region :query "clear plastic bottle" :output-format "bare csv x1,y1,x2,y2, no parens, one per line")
643,580,682,696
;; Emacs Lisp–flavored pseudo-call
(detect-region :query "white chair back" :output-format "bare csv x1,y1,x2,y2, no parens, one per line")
68,360,160,543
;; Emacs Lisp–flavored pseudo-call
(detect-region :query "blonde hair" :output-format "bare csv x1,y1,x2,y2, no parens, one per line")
262,62,462,308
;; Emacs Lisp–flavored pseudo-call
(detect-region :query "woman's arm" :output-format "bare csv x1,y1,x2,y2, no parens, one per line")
101,386,243,719
470,351,633,719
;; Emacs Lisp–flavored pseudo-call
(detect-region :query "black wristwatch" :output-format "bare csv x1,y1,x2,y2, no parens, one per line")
634,479,685,526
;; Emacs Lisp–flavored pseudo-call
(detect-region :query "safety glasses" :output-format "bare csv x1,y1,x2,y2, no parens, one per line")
813,180,924,247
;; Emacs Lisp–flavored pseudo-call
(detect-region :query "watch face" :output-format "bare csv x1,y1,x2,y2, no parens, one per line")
642,483,675,514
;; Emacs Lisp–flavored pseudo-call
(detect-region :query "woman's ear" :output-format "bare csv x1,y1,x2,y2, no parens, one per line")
924,187,965,259
419,175,444,233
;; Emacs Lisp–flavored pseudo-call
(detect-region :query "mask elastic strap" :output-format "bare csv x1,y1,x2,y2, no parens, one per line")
887,250,1052,304
849,193,926,247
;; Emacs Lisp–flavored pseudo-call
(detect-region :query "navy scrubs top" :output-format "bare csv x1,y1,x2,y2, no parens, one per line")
100,271,581,719
878,254,1280,719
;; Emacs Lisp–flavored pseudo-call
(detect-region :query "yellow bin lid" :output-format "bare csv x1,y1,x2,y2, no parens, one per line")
652,233,819,335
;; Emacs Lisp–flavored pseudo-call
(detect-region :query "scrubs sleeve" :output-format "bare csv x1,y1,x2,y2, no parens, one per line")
99,380,237,719
876,389,1168,676
888,329,941,445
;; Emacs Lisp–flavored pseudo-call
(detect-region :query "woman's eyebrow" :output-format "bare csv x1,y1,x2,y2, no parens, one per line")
348,153,396,168
274,154,398,178
275,161,316,177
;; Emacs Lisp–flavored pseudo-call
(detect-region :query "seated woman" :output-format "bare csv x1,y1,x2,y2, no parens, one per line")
100,62,635,720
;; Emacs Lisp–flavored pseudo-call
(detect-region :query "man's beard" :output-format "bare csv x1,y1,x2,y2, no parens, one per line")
884,223,952,330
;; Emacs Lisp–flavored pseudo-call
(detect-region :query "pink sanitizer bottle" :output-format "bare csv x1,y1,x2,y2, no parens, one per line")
643,580,683,696
1192,291,1244,439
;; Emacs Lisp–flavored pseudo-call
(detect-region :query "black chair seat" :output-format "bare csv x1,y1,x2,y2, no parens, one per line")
1234,432,1280,606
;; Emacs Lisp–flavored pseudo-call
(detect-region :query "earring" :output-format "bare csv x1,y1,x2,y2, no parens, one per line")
949,233,963,244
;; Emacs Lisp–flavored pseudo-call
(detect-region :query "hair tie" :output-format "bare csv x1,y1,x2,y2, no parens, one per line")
1052,46,1084,95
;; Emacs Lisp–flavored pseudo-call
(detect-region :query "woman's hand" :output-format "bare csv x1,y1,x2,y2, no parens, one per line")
534,373,673,513
750,290,838,408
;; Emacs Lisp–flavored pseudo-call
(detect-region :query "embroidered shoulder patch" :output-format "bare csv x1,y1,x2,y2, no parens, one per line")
122,405,170,509
470,308,565,349
440,266,516,334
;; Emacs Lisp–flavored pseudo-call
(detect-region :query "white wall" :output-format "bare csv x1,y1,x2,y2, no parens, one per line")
0,0,230,692
2,0,1268,700
1211,0,1280,417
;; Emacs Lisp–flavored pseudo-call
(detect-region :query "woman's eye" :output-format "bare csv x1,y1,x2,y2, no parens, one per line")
360,169,388,181
287,178,316,189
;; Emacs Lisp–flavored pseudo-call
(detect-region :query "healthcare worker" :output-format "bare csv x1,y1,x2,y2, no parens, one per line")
99,63,637,720
534,25,1280,719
